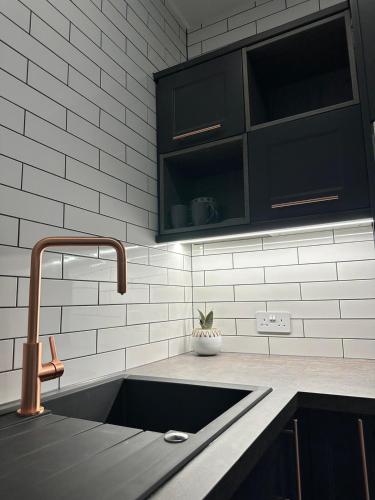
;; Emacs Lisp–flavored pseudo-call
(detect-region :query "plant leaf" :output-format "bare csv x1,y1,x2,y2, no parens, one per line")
198,309,205,328
205,310,213,329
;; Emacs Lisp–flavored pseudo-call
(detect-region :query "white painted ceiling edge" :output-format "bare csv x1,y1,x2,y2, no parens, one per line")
166,0,256,30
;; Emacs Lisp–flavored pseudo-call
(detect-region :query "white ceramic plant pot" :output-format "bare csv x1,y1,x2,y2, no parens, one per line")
192,328,222,356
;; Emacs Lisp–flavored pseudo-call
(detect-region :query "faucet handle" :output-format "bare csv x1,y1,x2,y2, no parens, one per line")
49,336,58,362
40,336,64,381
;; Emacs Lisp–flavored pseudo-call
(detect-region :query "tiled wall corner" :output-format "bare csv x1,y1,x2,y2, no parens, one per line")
192,223,375,360
187,0,344,58
0,0,192,405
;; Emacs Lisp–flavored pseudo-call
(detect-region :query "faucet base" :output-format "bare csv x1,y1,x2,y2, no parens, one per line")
17,406,45,417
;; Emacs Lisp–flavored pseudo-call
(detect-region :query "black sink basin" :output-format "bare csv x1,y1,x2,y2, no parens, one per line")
0,375,271,500
45,375,270,435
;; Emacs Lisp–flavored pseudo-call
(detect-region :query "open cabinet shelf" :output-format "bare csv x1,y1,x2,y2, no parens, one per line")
159,135,249,234
243,12,358,129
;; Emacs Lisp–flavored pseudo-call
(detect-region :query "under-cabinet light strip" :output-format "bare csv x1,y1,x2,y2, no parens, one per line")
169,218,374,245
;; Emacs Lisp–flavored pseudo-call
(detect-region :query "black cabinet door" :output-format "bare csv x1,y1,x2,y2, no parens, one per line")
298,410,368,500
362,416,375,499
357,0,375,121
232,425,298,500
248,106,369,223
156,51,245,153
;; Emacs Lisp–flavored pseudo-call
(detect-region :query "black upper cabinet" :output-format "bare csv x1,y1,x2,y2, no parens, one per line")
156,51,245,153
243,13,358,129
249,106,369,223
356,0,375,121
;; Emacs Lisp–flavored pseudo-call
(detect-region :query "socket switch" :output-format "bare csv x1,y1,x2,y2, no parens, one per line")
256,311,291,334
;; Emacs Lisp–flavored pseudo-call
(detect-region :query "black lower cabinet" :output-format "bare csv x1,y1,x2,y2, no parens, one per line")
248,106,370,224
231,410,374,500
232,421,299,500
298,409,368,500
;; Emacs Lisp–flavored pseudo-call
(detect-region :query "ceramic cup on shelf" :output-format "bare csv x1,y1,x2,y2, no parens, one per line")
191,197,218,226
170,204,188,228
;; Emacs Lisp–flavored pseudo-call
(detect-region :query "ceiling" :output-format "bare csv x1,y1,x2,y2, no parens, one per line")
167,0,254,29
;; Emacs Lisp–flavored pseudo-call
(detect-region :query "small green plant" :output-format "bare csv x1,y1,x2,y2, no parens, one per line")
198,309,213,329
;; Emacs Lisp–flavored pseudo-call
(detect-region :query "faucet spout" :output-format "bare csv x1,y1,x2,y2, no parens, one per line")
17,236,127,417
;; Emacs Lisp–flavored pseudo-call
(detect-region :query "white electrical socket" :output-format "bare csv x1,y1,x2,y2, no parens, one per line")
256,311,291,334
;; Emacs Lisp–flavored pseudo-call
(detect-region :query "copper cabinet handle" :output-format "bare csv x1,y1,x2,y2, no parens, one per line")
293,419,303,500
358,419,371,500
172,123,222,140
271,195,339,209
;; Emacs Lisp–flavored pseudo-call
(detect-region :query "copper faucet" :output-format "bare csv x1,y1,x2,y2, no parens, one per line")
18,236,127,417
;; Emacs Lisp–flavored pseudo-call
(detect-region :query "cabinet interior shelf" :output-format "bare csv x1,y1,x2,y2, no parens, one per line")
244,13,358,128
160,136,248,233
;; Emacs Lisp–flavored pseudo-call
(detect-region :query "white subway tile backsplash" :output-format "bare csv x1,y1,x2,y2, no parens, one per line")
0,185,63,227
169,336,191,357
150,320,188,342
169,302,193,320
340,300,375,318
236,283,300,301
64,206,126,241
207,301,266,318
1,13,67,80
0,0,30,32
0,340,14,372
343,339,375,360
18,278,98,307
0,307,61,340
21,0,70,38
0,156,22,189
268,300,340,318
221,336,269,354
304,319,375,339
28,64,99,126
234,248,298,268
206,268,264,286
299,241,375,264
1,68,66,129
229,0,285,29
98,324,149,352
266,263,337,283
334,224,374,243
194,286,234,302
263,230,333,250
0,40,27,81
269,337,343,357
128,303,168,324
301,280,375,300
337,260,375,280
62,304,126,332
99,282,149,304
257,0,319,33
203,238,262,255
61,351,125,387
126,340,168,369
0,97,24,133
0,277,17,307
0,126,65,177
0,215,18,246
193,254,233,271
26,113,99,169
150,285,185,303
23,165,99,212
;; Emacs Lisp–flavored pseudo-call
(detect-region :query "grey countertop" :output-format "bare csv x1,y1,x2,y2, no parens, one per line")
127,352,375,500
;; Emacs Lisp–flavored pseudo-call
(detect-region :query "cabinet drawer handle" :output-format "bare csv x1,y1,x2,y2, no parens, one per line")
293,419,303,500
172,123,222,140
271,195,339,209
358,419,371,500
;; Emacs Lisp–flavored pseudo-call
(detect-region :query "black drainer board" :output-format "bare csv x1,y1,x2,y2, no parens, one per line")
246,16,354,126
106,379,251,433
